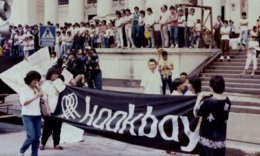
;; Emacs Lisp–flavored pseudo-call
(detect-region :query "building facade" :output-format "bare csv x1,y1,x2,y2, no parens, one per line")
9,0,258,32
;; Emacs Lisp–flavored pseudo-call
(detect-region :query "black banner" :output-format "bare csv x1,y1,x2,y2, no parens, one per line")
0,56,23,94
54,86,200,154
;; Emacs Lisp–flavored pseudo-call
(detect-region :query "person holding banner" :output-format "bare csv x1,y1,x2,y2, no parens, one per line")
40,68,64,151
193,75,231,156
19,71,42,156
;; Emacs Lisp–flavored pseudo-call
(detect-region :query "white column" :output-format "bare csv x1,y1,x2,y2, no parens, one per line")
248,0,259,29
44,0,58,24
127,0,146,12
230,0,241,32
203,0,221,24
69,0,84,23
225,0,231,21
97,0,112,16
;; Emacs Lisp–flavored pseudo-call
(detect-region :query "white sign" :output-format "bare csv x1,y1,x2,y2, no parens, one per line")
27,47,52,75
61,69,73,84
0,61,41,94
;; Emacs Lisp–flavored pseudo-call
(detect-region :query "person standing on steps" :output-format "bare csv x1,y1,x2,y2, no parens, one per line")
159,5,169,48
239,12,249,52
219,20,231,61
241,26,259,77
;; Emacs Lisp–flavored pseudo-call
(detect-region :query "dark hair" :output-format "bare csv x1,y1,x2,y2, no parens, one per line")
59,75,65,82
162,5,168,10
190,8,195,12
116,11,122,17
134,6,139,10
51,52,57,57
162,51,168,56
223,20,228,24
91,48,97,54
56,23,59,27
24,71,42,85
140,10,145,16
253,26,257,30
180,72,188,77
29,36,33,40
242,12,247,16
74,58,82,68
62,31,66,34
148,58,157,64
147,8,153,13
210,75,225,94
217,15,222,19
172,78,185,91
122,9,126,14
46,67,61,81
125,9,131,14
188,76,202,94
170,5,175,10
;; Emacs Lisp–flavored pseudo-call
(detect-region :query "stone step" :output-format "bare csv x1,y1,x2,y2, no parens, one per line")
212,62,260,66
203,69,260,74
231,101,260,107
231,105,260,115
200,77,260,84
219,59,249,62
202,86,260,94
202,81,260,89
207,66,252,70
200,73,260,79
230,55,249,58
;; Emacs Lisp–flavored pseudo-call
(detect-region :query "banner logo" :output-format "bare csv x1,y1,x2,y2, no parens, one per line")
59,93,81,119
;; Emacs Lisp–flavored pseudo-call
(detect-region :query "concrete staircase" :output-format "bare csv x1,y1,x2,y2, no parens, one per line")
199,50,260,114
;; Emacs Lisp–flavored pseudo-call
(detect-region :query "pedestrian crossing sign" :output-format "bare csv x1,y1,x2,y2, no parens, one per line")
40,26,56,47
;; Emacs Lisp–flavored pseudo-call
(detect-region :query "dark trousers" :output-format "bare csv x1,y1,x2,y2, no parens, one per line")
132,25,140,47
93,70,102,90
41,116,62,146
161,75,173,95
178,27,185,48
221,40,230,56
85,70,94,89
122,26,127,47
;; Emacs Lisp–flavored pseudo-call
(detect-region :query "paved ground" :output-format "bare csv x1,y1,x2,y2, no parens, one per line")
1,86,260,155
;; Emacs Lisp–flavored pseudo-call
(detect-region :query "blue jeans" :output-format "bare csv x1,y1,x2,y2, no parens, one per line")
240,30,248,48
20,115,41,156
18,45,24,57
132,25,140,47
66,45,72,54
101,36,106,48
170,26,179,45
61,44,66,58
147,26,155,48
4,52,10,56
93,71,102,90
161,75,173,95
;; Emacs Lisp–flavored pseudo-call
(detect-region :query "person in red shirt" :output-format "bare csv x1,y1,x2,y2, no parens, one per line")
3,40,11,56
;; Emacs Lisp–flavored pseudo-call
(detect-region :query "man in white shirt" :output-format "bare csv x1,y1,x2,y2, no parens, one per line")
160,5,169,48
239,12,249,51
55,31,62,58
186,8,197,48
145,8,156,48
115,11,124,48
140,59,163,95
60,31,67,58
220,20,231,61
178,9,186,48
66,31,73,52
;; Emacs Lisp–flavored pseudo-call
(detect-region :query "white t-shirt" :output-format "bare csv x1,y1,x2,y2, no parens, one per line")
178,16,186,27
28,40,34,50
195,23,201,34
160,12,169,25
66,35,74,45
23,41,29,51
240,19,249,31
79,27,86,36
145,14,155,26
221,27,230,40
41,81,59,113
56,35,61,45
125,14,134,27
115,18,123,28
61,35,67,45
187,15,196,27
171,90,183,95
184,90,196,96
138,16,145,24
140,70,162,95
19,85,41,116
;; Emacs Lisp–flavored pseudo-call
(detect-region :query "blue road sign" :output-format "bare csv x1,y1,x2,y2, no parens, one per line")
39,26,56,47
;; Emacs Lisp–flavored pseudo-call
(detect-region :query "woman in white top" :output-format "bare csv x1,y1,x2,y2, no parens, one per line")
115,11,124,48
19,71,43,156
171,78,185,95
185,76,202,96
220,20,230,61
28,36,35,56
40,68,64,151
23,37,29,60
124,9,136,48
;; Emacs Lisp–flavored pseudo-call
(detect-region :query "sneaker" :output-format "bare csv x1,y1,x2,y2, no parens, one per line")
219,56,224,60
39,146,45,150
132,46,136,49
189,46,193,48
175,44,179,48
170,45,174,48
126,46,130,49
227,56,230,61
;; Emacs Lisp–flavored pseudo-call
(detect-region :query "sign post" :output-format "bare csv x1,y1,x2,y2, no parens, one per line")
39,26,56,47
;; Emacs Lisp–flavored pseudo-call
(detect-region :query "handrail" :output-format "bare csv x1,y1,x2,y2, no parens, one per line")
189,49,221,77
